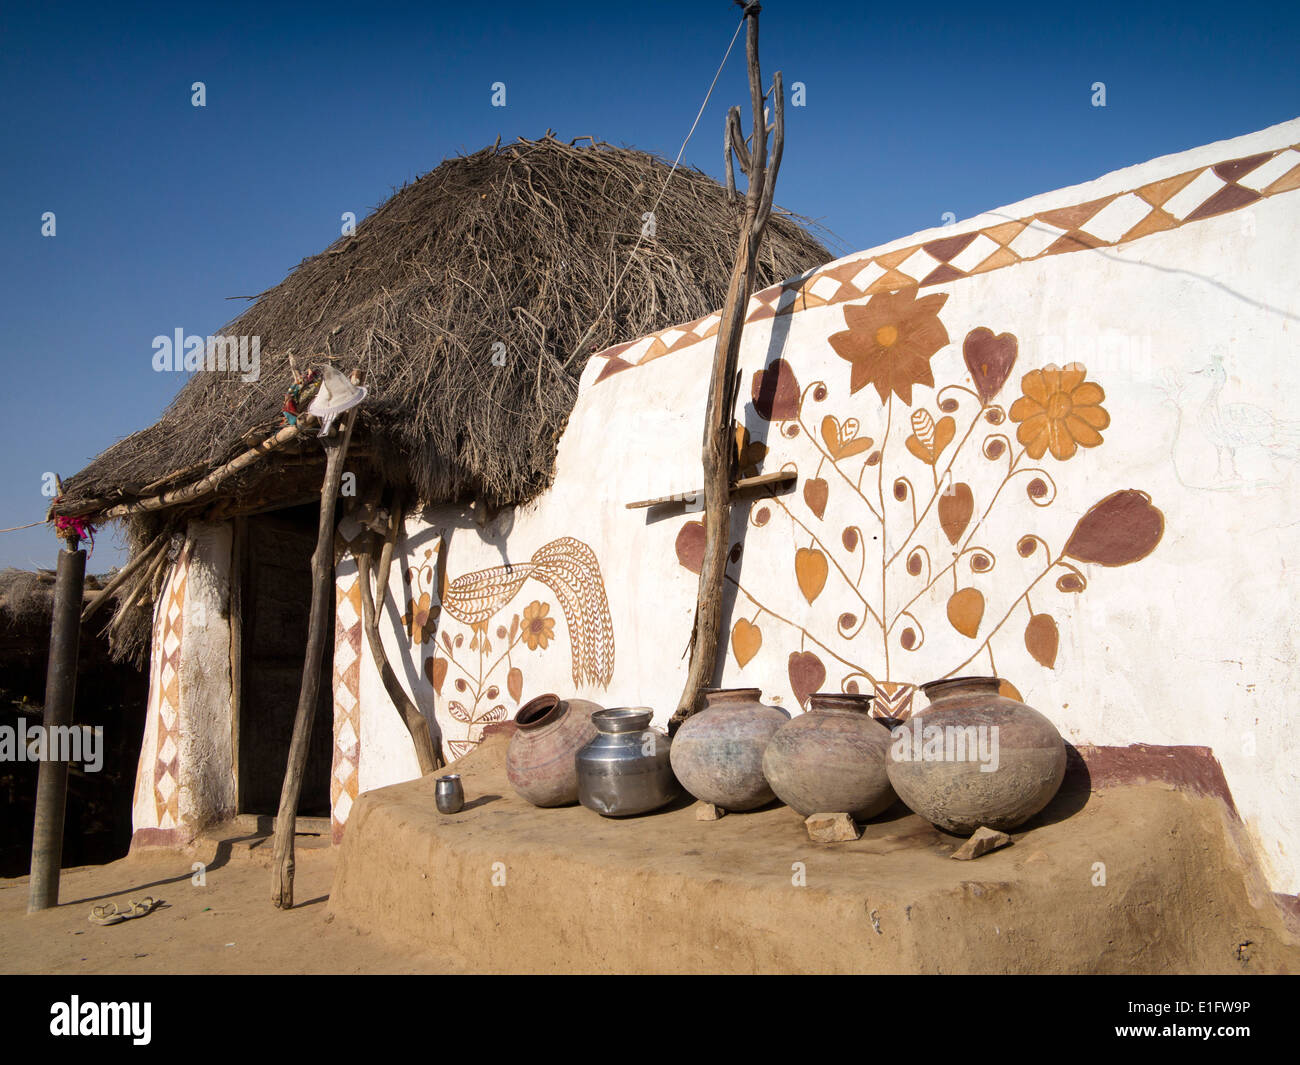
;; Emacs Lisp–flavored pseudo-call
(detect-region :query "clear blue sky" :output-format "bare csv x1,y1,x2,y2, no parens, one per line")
2,0,1297,570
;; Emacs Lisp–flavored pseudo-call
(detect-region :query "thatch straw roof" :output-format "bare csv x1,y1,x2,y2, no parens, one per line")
56,135,829,520
0,567,106,647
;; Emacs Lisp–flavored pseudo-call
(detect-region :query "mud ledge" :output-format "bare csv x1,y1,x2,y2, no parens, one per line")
329,735,1300,974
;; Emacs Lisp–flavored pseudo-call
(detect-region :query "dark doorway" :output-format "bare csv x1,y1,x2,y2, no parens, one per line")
236,503,333,816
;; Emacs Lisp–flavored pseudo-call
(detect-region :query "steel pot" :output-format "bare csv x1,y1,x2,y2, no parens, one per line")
576,708,679,817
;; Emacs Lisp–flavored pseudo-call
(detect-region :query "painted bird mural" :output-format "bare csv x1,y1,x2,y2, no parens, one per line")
435,536,615,689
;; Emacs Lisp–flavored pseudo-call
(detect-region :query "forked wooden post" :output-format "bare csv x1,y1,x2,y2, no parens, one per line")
671,1,784,729
271,370,364,909
28,535,86,912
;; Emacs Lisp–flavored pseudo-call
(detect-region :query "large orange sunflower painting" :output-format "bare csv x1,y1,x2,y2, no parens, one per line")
1009,364,1110,461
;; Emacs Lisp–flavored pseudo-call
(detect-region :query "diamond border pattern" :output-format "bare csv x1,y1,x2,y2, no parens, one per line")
330,522,364,844
150,544,191,829
590,143,1300,383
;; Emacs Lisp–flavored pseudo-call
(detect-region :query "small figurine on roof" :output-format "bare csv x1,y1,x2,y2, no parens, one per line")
282,353,322,427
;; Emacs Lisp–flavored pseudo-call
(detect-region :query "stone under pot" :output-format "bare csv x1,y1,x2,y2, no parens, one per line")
669,688,789,811
886,676,1066,835
762,691,895,820
506,693,601,807
576,708,680,817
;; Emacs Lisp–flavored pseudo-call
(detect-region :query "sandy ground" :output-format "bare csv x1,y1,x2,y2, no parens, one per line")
0,829,461,975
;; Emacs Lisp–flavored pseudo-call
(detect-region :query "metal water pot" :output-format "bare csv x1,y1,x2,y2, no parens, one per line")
576,708,680,817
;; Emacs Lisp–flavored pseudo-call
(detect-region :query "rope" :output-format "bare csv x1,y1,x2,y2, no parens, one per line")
564,12,747,366
0,520,46,533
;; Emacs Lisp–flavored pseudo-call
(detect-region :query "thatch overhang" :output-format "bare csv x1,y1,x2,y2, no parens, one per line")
53,135,831,528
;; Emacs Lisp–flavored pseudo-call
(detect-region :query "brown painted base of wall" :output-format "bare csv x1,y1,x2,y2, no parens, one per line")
129,826,196,852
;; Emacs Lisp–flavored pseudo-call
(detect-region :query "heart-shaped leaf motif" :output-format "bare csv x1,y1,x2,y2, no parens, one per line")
963,327,1019,404
787,651,826,709
1064,490,1165,567
1024,613,1059,669
507,666,523,702
751,358,801,421
904,414,956,465
795,547,828,604
731,618,762,668
938,481,974,544
947,587,985,638
821,415,873,460
675,520,706,574
803,477,829,519
426,656,448,695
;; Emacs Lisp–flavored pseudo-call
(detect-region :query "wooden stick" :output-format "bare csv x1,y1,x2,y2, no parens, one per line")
80,529,168,622
671,2,782,731
28,537,85,912
355,493,443,775
624,470,796,510
55,423,306,521
270,376,363,909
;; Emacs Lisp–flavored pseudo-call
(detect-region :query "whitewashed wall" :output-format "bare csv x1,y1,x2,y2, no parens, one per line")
351,118,1300,894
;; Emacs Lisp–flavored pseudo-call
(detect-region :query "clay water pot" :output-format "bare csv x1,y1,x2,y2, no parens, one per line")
762,692,895,820
669,688,789,811
886,676,1066,835
506,694,601,807
576,708,680,817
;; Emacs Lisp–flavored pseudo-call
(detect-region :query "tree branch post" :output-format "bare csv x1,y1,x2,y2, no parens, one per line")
671,1,784,730
270,371,364,909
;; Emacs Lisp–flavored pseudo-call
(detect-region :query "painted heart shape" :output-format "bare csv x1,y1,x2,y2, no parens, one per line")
946,587,985,638
803,477,829,520
963,327,1018,404
731,618,762,668
1064,490,1165,567
426,656,448,695
751,358,801,421
787,651,826,709
821,415,873,460
794,547,828,604
675,520,706,574
938,481,974,544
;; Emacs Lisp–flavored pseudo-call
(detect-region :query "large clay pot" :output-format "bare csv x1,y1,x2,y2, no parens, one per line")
669,688,789,811
762,692,895,820
886,676,1066,835
506,694,601,807
576,708,680,817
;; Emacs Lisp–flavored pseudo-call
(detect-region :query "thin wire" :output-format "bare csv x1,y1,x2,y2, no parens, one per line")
565,13,747,365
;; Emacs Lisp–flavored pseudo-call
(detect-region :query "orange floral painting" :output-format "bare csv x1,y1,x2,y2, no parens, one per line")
680,290,1165,718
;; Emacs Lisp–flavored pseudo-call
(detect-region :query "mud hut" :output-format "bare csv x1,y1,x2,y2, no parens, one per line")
50,135,830,843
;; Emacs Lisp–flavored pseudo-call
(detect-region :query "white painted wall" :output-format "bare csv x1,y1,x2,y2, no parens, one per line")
351,117,1300,894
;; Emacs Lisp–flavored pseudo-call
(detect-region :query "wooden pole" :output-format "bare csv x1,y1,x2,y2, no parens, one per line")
270,374,364,909
671,1,783,730
28,536,86,912
356,493,443,775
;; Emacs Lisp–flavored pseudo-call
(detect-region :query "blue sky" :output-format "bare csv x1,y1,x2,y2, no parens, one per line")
2,0,1297,569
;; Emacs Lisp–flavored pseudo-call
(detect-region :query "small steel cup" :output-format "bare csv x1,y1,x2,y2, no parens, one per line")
435,774,465,814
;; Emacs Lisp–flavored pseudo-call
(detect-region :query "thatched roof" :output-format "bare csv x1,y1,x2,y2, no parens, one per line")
56,135,830,520
0,568,105,646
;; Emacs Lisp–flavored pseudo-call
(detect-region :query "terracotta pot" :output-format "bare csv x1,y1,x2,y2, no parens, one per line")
669,688,789,811
762,692,895,820
506,694,601,807
886,676,1066,835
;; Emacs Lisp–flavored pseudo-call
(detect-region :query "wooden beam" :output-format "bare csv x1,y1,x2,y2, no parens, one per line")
624,470,796,510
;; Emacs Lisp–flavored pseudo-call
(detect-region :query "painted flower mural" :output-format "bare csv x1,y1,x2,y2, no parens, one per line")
408,537,615,758
1010,365,1111,461
828,289,950,403
679,288,1165,719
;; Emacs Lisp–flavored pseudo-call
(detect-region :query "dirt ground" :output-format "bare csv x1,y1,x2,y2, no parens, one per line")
0,827,461,975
